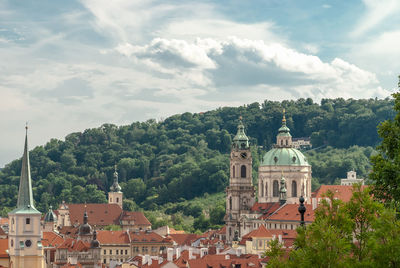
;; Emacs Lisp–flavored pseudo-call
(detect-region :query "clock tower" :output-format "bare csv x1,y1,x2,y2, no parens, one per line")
8,126,45,268
225,117,255,243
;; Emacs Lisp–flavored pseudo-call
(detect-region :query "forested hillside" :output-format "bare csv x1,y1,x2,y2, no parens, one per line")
0,98,395,218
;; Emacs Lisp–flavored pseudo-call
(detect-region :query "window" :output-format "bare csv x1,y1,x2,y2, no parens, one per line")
286,140,288,145
281,140,283,145
103,250,106,255
229,227,232,237
233,166,235,178
265,183,268,197
116,250,119,255
109,250,112,254
125,250,128,255
116,197,119,203
260,182,264,197
273,180,279,197
110,197,112,202
103,259,106,264
229,197,232,210
11,240,13,247
292,181,297,197
26,218,30,224
240,165,246,178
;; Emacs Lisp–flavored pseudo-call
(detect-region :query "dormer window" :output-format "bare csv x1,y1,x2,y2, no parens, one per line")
26,218,30,225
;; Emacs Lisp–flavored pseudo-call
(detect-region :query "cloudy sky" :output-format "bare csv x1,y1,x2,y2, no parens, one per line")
1,0,399,167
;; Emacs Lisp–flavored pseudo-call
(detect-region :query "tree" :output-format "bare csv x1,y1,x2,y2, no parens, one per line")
370,78,400,205
262,239,286,268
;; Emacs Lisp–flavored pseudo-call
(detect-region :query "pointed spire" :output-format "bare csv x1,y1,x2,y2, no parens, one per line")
232,116,249,149
282,109,286,125
276,109,292,147
110,164,122,192
279,171,287,205
83,203,88,224
15,124,38,212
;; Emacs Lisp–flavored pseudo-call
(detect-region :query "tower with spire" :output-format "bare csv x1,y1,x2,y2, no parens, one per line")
225,117,255,243
8,125,45,268
108,165,123,208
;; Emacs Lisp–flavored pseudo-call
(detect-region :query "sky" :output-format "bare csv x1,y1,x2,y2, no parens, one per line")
1,0,400,167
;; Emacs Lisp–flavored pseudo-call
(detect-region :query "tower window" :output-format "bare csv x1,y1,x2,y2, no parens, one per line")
229,196,232,210
241,165,246,178
110,197,112,202
233,166,235,178
260,182,264,197
26,218,30,225
273,180,279,197
116,197,119,203
292,181,297,197
286,140,288,145
265,183,268,197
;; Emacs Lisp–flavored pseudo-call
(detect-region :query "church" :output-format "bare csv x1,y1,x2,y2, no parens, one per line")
225,112,313,243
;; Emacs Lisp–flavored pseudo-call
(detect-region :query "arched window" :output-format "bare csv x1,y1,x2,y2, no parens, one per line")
273,180,279,197
229,196,232,210
116,197,119,203
260,181,264,197
265,183,268,197
292,180,297,197
229,227,232,237
286,140,288,145
232,166,235,178
241,165,246,178
281,140,283,145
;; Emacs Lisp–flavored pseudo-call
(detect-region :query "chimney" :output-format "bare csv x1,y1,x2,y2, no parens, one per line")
216,247,221,255
200,248,208,258
236,248,242,257
278,235,282,243
312,198,317,210
225,254,230,260
175,248,181,259
167,248,174,262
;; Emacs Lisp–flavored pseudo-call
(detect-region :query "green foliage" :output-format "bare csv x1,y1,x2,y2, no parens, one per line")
104,224,122,231
370,87,400,205
262,239,286,268
279,185,400,267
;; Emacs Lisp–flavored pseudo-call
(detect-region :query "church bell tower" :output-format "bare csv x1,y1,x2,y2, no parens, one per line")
8,125,45,268
108,165,123,209
225,117,255,243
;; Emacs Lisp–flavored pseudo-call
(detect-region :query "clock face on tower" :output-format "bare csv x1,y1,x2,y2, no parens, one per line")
240,152,247,159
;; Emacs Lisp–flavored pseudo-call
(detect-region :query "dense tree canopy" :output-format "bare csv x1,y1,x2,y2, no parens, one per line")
0,98,395,218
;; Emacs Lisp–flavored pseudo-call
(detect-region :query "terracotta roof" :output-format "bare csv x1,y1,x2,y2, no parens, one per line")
42,231,65,247
58,226,79,237
266,204,314,222
121,211,151,226
0,239,8,258
251,202,281,214
312,185,367,203
0,218,8,225
169,227,185,234
0,228,6,237
65,203,123,226
187,254,261,268
243,224,273,239
57,238,90,252
269,229,298,248
216,226,226,234
60,263,83,268
97,230,130,244
130,230,169,244
169,234,199,246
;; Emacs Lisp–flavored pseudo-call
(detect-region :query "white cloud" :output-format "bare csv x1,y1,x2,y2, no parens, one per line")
351,0,400,37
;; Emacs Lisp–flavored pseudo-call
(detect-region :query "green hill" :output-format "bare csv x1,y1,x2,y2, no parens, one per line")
0,98,394,218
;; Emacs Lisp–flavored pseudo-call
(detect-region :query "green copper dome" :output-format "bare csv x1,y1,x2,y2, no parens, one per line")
261,147,309,166
232,117,249,149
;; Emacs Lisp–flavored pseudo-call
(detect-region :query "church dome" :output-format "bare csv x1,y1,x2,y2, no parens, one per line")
261,147,309,166
78,210,92,236
44,206,57,222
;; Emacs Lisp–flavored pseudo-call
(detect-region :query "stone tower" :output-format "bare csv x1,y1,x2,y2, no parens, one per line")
108,165,123,209
8,126,45,268
225,117,255,243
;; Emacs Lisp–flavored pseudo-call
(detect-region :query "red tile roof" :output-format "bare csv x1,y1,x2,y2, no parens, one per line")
169,234,199,246
264,204,314,222
0,228,6,237
251,202,281,214
187,254,261,268
0,239,8,258
42,231,65,247
57,238,90,252
65,203,123,227
58,226,79,238
242,224,273,239
130,230,169,244
216,226,226,234
0,218,8,225
97,230,130,244
120,211,151,226
312,185,367,203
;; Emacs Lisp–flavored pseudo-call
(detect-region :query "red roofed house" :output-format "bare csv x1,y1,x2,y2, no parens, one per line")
0,239,9,268
55,169,151,232
238,225,273,255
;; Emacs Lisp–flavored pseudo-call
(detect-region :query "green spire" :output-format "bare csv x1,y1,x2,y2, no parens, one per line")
110,165,122,192
279,171,287,205
277,109,291,137
232,116,249,149
12,125,40,214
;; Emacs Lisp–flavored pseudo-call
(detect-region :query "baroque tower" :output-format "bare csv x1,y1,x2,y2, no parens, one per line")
225,117,255,243
108,165,123,208
8,126,45,268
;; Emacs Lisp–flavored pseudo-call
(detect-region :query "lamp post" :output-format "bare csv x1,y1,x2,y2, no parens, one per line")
298,196,306,227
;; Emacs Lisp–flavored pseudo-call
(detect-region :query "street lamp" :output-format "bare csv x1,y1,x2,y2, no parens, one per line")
298,196,306,227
